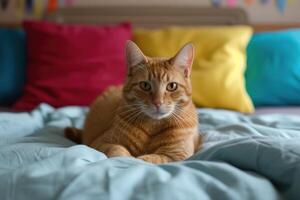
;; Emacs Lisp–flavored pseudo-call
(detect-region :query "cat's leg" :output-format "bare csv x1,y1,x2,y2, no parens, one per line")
138,131,198,164
137,149,190,164
137,154,172,164
92,143,132,158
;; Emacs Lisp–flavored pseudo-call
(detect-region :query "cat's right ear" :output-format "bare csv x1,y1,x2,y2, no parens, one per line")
125,40,147,69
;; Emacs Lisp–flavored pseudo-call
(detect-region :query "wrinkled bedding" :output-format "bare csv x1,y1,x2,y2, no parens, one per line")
0,104,300,200
255,106,300,115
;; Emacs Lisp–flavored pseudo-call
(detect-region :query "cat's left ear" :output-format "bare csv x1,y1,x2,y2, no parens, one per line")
170,43,194,78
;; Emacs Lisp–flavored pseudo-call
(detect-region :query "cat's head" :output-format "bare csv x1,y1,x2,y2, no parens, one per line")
123,40,194,120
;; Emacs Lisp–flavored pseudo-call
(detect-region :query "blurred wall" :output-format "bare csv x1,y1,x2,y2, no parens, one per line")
74,0,300,24
1,0,300,24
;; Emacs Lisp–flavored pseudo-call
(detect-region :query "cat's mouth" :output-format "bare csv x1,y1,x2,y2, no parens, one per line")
144,108,173,120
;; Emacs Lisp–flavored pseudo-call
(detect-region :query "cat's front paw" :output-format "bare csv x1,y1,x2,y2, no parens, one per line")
137,154,171,164
138,155,156,163
106,152,132,158
101,144,132,158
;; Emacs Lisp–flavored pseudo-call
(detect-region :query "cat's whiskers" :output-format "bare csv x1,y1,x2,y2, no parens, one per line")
131,110,144,126
175,104,198,120
177,109,198,124
170,112,183,129
115,103,145,134
117,102,142,110
117,108,138,119
172,111,188,128
120,109,140,123
116,111,139,136
176,108,196,121
173,106,196,128
120,104,144,125
124,109,143,127
113,105,132,116
173,112,192,128
136,113,145,128
115,105,142,143
115,103,142,116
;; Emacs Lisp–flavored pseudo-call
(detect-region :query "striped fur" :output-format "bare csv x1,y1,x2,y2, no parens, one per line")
79,41,201,164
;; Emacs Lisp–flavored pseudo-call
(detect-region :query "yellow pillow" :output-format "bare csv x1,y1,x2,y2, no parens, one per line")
133,26,254,113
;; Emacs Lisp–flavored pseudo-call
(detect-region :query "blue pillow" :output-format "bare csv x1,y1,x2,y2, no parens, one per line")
0,29,26,106
245,29,300,106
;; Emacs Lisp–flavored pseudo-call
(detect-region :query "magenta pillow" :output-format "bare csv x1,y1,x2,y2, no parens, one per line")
13,21,132,111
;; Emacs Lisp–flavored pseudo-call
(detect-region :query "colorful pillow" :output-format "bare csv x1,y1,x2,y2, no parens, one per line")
134,26,254,113
0,29,26,106
13,21,132,111
246,29,300,106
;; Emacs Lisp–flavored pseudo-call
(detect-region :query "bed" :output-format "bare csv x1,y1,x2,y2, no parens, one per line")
1,6,300,200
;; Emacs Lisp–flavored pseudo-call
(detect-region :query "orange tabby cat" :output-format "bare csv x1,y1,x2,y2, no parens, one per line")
65,41,201,164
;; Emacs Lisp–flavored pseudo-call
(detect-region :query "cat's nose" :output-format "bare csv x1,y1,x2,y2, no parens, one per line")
152,100,163,109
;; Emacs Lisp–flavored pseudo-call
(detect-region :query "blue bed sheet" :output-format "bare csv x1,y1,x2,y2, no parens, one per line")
1,104,300,200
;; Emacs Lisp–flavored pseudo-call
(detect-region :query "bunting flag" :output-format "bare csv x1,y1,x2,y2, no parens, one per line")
47,0,57,12
260,0,269,4
211,0,290,13
211,0,222,7
226,0,237,7
15,0,25,18
65,0,75,6
5,0,295,18
34,0,45,18
276,0,286,12
25,0,33,13
6,0,79,20
245,0,255,5
287,0,296,4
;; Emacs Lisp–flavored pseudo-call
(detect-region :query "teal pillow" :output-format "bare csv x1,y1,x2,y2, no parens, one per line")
245,29,300,106
0,29,26,105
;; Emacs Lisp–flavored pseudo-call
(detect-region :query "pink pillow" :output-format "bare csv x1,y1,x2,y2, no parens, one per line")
14,21,132,111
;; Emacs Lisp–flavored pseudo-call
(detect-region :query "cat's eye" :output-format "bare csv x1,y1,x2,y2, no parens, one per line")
166,82,178,91
139,81,151,91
